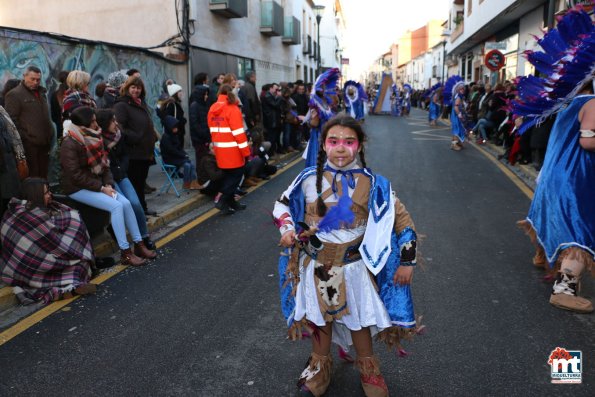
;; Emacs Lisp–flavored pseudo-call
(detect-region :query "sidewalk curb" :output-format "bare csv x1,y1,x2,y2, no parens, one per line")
0,152,302,326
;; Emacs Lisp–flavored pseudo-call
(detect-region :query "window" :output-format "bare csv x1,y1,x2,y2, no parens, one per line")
467,0,472,16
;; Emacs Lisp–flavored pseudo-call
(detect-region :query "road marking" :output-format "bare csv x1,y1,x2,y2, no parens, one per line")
0,156,304,347
469,143,534,200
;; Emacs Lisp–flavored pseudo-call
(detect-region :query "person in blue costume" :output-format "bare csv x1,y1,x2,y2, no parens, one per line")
303,68,340,168
401,84,412,116
273,114,420,397
343,80,367,122
429,92,441,126
512,5,595,313
390,84,401,117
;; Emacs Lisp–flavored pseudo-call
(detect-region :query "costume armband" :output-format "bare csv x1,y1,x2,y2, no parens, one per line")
397,226,417,266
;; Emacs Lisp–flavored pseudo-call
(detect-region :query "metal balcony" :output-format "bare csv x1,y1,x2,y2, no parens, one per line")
209,0,247,18
282,16,301,45
260,1,284,36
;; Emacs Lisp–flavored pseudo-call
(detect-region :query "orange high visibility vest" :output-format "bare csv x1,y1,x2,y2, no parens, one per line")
207,95,251,169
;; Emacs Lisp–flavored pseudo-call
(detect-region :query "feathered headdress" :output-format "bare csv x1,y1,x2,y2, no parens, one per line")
423,82,443,99
391,83,399,95
343,80,368,101
403,83,412,93
511,4,595,134
443,75,464,106
312,67,341,104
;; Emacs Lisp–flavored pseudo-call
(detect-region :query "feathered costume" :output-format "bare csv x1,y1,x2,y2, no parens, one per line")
402,84,412,115
444,75,467,142
427,83,443,123
343,80,367,121
511,6,595,268
273,162,419,353
391,84,401,117
303,68,340,168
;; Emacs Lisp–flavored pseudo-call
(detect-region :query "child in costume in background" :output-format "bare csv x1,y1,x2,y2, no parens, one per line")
273,114,420,397
303,68,340,168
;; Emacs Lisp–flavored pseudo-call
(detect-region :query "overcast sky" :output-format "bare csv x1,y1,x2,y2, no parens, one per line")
340,0,451,79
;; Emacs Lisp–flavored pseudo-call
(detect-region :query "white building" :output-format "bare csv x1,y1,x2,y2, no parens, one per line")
445,0,571,84
317,0,346,73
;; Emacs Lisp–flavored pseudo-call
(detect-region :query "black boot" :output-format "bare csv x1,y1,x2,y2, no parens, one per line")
230,200,247,211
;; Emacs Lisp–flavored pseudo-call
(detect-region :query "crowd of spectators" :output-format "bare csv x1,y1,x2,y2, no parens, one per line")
0,63,326,304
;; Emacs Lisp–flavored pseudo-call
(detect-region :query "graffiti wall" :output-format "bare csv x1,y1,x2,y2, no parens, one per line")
0,27,186,125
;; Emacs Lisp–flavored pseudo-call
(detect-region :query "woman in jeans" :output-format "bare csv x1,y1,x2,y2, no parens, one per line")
113,76,157,216
60,106,156,266
96,109,156,250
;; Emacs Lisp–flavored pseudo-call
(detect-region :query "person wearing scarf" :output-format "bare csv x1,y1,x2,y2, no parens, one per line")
61,70,97,122
60,106,155,267
96,108,156,250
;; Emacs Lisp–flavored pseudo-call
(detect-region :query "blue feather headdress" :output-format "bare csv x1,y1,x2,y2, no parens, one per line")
422,82,443,99
312,67,341,104
403,83,412,93
511,4,595,134
343,80,368,101
443,75,464,106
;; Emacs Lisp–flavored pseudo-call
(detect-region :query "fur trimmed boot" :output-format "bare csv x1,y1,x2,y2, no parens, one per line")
550,272,593,313
356,356,389,397
297,352,332,397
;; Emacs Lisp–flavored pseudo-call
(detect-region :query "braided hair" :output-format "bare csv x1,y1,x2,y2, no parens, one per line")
315,114,368,217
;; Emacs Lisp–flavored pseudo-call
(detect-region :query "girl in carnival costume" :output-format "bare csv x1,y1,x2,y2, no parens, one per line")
390,84,401,117
443,75,467,151
303,68,340,168
343,80,367,122
512,4,595,313
273,114,421,396
427,83,443,126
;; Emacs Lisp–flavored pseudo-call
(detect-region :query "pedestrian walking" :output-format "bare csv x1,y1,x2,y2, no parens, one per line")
444,75,467,151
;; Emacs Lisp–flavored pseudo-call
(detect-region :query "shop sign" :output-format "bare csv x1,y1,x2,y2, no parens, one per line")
484,50,505,71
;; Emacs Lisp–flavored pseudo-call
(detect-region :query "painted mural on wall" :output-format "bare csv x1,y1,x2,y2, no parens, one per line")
0,28,184,125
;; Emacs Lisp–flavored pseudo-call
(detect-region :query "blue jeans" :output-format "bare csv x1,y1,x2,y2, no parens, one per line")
69,188,142,250
282,123,293,149
476,119,495,141
114,178,149,238
182,160,197,184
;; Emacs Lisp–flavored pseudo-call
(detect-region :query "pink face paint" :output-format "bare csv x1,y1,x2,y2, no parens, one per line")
324,135,360,167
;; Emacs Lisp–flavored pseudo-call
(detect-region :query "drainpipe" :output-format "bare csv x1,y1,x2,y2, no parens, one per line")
547,0,555,29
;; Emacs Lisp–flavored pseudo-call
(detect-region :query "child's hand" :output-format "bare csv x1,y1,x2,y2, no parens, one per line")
279,230,296,248
393,266,414,285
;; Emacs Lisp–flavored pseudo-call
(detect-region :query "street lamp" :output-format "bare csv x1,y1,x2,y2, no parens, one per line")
314,4,325,75
440,29,451,84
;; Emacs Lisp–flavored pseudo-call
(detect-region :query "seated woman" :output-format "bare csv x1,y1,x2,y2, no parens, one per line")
1,178,96,303
95,109,156,250
60,106,156,267
160,115,202,190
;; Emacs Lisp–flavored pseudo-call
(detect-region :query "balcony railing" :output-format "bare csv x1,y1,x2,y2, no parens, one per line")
260,1,284,36
282,16,300,45
450,21,464,42
209,0,247,18
303,34,312,54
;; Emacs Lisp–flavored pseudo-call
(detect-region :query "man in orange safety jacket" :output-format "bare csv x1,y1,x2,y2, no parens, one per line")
207,84,251,214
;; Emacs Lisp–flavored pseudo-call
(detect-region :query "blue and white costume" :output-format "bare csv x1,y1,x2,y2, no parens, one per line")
344,80,367,121
390,84,401,117
274,161,418,351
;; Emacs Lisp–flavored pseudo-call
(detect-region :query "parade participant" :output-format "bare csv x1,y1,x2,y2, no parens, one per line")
390,84,401,117
427,83,443,126
443,75,466,151
401,84,412,116
343,80,367,122
273,114,420,397
512,6,595,313
303,68,340,168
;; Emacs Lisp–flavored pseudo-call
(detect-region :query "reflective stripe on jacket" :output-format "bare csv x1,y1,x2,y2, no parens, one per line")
207,94,250,169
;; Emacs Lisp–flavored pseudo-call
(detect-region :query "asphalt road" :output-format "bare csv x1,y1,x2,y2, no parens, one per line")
0,109,593,396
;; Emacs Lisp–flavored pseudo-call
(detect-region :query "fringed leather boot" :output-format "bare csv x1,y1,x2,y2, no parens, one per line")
356,355,389,397
550,255,593,313
297,352,332,396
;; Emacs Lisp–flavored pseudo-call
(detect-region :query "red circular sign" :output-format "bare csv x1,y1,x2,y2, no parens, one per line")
485,50,505,71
